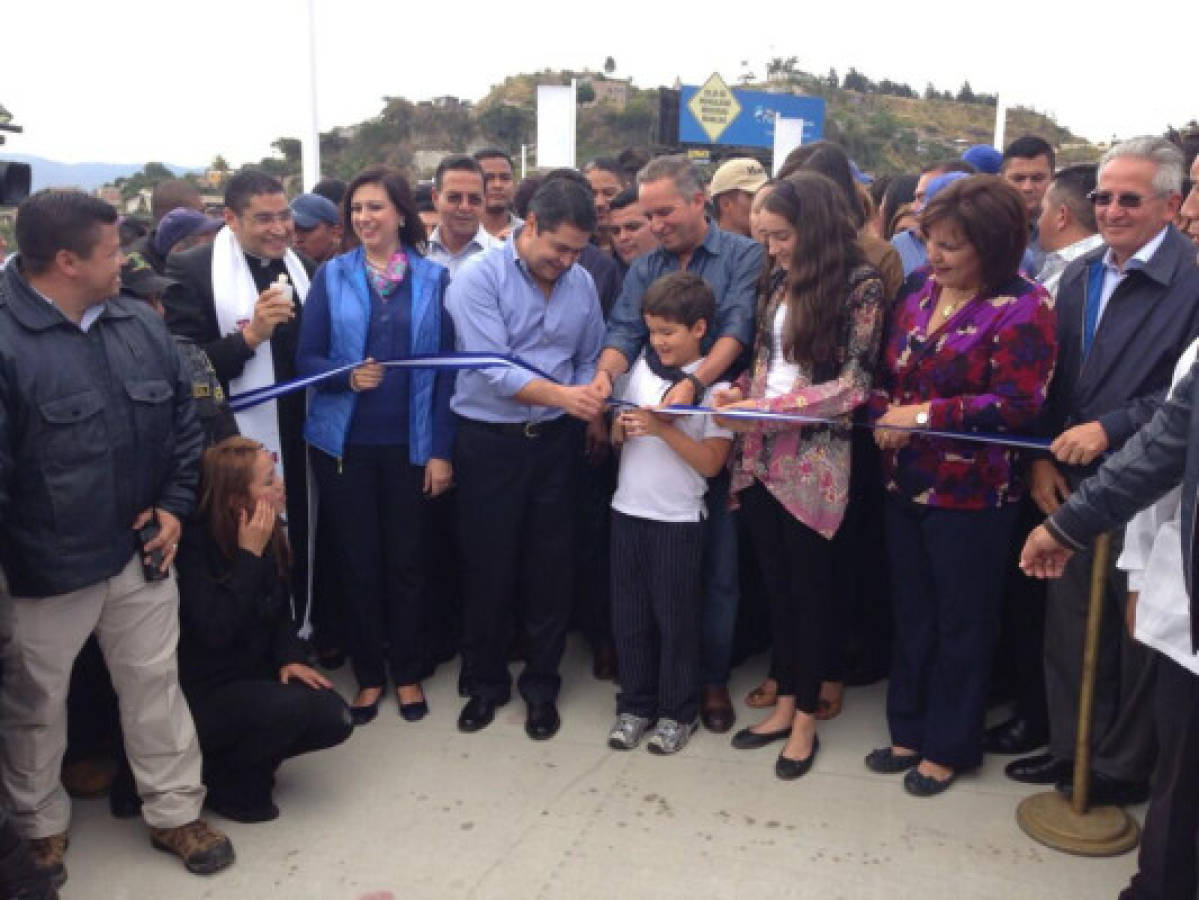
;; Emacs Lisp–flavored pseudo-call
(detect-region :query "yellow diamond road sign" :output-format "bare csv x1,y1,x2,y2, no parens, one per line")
687,73,741,143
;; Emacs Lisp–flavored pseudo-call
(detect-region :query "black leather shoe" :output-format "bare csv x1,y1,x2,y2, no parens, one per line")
864,747,920,774
983,716,1048,755
701,686,736,733
775,735,820,780
1056,771,1150,807
206,792,280,824
592,644,618,681
399,700,428,722
525,702,561,740
458,696,500,733
730,726,791,750
1004,752,1072,784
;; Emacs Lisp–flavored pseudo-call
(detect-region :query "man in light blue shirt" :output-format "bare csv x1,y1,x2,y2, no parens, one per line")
425,155,502,277
445,178,606,741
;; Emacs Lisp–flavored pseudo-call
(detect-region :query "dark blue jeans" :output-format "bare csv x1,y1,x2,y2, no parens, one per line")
884,495,1017,769
701,469,739,688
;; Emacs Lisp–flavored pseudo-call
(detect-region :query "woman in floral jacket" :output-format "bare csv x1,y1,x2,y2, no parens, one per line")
865,175,1057,796
715,172,885,780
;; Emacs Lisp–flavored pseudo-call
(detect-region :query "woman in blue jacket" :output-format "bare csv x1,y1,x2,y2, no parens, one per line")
297,166,455,725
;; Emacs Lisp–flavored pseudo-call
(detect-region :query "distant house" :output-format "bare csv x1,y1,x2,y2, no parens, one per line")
95,186,122,208
580,78,630,110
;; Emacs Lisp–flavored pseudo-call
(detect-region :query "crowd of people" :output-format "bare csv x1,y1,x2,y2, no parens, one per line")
0,128,1198,899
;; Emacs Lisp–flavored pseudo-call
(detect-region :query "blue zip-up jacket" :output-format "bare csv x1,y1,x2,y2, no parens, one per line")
298,246,451,464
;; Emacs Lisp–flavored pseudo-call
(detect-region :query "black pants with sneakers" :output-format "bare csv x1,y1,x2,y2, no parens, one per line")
610,511,705,723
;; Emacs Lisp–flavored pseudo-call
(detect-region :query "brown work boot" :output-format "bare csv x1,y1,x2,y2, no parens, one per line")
149,819,235,875
25,832,68,890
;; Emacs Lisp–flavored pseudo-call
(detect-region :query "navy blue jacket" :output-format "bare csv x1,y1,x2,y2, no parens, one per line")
1041,226,1199,465
0,260,202,597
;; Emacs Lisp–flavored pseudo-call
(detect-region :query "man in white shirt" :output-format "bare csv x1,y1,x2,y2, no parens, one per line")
426,155,501,277
1036,164,1105,298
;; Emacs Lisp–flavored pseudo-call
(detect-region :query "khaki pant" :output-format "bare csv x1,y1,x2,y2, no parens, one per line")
0,555,204,838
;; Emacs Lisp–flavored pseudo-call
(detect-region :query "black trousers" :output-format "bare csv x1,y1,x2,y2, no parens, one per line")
312,445,429,689
455,418,578,705
1121,654,1199,900
310,502,348,656
885,496,1017,769
739,480,835,714
188,679,352,801
994,494,1049,731
610,511,705,722
574,434,617,652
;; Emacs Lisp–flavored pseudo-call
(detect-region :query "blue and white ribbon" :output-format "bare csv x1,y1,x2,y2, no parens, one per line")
229,353,1050,451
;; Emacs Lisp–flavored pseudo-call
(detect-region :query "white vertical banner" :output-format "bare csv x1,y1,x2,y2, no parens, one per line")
772,117,804,176
536,84,576,170
301,0,321,191
993,95,1007,153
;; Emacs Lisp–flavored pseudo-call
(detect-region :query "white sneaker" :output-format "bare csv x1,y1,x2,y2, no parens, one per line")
646,718,698,755
607,713,651,750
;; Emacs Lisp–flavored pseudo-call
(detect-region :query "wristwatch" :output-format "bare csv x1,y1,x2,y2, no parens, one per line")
684,373,706,401
915,409,929,427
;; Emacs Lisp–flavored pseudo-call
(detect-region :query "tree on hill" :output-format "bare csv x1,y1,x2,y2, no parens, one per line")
767,56,799,80
211,155,230,173
271,138,301,166
114,162,178,201
577,82,596,104
479,103,533,149
604,56,615,75
843,67,873,93
827,68,839,89
957,81,976,103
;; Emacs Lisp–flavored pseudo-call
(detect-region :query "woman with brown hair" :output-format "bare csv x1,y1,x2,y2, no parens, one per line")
866,175,1056,795
176,437,352,822
715,171,885,779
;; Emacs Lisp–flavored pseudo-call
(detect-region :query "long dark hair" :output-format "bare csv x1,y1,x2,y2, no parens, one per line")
199,437,290,579
761,172,863,372
777,141,866,229
342,166,426,252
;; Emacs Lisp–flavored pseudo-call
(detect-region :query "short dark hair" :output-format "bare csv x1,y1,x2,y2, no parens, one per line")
641,271,715,329
434,154,484,191
923,158,977,176
312,177,347,206
16,189,120,275
920,175,1028,296
609,187,639,213
617,147,651,183
880,174,919,239
150,179,202,222
513,175,543,219
343,166,426,249
527,178,597,234
473,147,514,170
224,170,285,216
412,182,435,214
1002,135,1056,172
1047,164,1098,232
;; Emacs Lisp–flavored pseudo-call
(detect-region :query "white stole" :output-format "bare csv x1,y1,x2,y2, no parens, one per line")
210,226,310,461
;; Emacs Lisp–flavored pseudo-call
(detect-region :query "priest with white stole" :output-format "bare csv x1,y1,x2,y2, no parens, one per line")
165,170,314,627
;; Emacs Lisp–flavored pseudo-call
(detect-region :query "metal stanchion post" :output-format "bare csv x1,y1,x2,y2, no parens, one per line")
1016,532,1140,856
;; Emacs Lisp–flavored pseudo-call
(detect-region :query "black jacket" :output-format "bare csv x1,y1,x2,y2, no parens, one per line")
175,521,306,696
0,261,202,597
1048,359,1199,651
1042,226,1199,466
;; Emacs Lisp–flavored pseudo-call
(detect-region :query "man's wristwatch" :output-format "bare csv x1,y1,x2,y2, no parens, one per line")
683,373,706,402
915,409,929,427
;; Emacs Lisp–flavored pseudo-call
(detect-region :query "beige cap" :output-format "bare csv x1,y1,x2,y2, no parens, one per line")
708,157,768,198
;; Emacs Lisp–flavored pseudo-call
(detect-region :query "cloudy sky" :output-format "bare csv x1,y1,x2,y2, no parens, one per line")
3,0,1194,168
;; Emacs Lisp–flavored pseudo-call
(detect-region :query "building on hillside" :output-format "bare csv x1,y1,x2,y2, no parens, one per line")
580,78,630,110
95,186,121,208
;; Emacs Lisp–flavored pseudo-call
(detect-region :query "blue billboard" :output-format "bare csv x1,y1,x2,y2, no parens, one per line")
679,83,825,149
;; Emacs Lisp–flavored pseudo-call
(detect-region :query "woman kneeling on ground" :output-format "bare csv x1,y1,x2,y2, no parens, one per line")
176,437,353,823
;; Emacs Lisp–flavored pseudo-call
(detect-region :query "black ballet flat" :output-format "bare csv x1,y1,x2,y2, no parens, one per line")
399,699,428,722
349,697,381,726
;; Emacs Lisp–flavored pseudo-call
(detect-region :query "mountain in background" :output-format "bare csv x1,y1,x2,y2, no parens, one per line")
0,154,200,192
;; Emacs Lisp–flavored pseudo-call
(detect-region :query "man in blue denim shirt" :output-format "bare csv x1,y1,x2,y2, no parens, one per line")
596,154,764,732
446,178,607,741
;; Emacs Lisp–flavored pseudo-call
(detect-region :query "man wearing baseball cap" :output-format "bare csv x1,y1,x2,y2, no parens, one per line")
153,208,222,259
708,158,768,237
290,192,342,264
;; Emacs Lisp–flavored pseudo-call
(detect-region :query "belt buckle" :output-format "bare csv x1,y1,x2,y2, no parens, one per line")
523,421,540,439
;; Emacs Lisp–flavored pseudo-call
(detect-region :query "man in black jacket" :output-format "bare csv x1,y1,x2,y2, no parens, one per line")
1008,136,1199,805
0,191,233,886
165,171,314,633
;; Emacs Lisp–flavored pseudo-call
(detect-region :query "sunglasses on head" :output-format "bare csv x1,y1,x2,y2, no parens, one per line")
1087,190,1150,209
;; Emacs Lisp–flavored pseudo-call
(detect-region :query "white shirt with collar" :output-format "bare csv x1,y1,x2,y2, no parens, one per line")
1095,226,1169,325
1117,337,1199,675
35,284,106,332
1036,232,1105,299
426,223,501,277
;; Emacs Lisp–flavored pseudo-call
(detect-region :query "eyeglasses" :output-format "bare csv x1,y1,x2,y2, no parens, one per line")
249,210,294,225
1087,190,1150,209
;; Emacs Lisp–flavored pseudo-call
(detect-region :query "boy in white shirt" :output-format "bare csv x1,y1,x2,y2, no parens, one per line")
606,273,733,755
